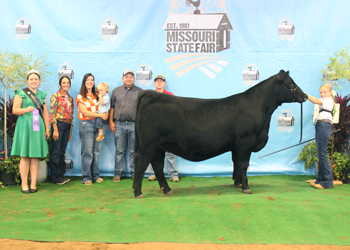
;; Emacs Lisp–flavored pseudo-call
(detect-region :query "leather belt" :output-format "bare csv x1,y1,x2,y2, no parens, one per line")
57,118,72,124
316,119,332,124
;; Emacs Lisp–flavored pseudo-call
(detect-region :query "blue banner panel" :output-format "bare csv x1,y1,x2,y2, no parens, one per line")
1,0,350,177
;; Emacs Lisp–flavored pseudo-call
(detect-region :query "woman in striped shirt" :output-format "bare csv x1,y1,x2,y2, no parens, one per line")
76,73,108,185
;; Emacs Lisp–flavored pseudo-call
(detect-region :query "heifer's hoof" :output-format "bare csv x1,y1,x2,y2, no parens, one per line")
234,184,242,188
165,190,174,196
242,189,253,194
135,195,145,199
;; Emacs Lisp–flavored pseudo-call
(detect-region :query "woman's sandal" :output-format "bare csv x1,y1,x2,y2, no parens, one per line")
22,189,30,194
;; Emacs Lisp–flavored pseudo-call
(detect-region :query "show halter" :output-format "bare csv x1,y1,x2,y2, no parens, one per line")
272,75,304,143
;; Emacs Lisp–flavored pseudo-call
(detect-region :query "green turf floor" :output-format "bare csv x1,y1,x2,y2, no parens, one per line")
0,175,349,245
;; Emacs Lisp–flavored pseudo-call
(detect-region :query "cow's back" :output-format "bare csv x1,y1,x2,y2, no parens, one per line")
135,90,264,161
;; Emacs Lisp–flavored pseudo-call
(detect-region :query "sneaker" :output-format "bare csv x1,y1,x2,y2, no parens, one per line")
96,134,105,141
84,181,93,185
333,180,343,185
54,179,67,185
148,175,157,181
95,178,104,183
113,176,121,182
171,177,179,182
63,177,71,183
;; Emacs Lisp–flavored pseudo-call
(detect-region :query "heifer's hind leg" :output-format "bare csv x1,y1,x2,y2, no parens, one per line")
232,156,242,188
133,152,149,198
152,149,172,195
233,151,252,194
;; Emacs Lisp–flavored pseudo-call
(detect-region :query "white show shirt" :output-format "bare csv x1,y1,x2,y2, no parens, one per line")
316,97,334,122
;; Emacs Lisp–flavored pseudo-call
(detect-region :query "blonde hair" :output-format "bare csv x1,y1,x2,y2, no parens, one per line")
320,83,334,101
97,82,109,93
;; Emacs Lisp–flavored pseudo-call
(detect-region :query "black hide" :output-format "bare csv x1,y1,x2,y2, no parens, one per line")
132,70,307,197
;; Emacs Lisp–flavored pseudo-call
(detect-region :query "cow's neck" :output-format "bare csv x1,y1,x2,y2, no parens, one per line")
248,77,281,128
250,77,280,110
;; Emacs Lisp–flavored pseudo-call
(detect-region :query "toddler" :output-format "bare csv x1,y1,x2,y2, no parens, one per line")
96,82,110,141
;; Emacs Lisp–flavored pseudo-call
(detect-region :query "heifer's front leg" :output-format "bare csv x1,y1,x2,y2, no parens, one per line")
152,149,172,195
133,152,149,198
233,151,252,194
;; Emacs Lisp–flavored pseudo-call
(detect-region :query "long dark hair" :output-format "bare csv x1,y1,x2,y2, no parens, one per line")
79,73,98,99
59,76,71,86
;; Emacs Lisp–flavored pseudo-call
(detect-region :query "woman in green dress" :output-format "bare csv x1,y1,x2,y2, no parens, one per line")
11,70,50,193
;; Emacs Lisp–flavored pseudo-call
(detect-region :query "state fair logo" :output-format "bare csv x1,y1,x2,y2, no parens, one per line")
101,18,118,41
242,63,259,87
277,109,295,133
57,63,74,83
136,63,153,87
15,17,31,40
278,17,295,41
163,0,231,79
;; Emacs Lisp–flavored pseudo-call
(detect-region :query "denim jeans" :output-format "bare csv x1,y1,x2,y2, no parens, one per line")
50,120,71,183
315,122,333,188
95,117,104,130
113,121,135,177
148,151,179,178
79,119,103,183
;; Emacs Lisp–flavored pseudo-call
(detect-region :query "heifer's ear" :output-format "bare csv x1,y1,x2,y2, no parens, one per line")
275,70,287,82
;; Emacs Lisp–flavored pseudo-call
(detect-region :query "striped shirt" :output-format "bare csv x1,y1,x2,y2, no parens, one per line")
76,94,99,121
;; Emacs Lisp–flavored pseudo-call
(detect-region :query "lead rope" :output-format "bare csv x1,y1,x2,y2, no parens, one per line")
300,102,303,143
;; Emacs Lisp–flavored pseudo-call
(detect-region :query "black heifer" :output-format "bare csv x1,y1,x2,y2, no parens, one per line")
133,70,307,198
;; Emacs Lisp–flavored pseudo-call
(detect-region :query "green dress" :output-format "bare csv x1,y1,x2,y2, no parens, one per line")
11,89,49,158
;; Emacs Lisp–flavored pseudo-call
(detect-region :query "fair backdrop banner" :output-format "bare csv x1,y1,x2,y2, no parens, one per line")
1,0,350,177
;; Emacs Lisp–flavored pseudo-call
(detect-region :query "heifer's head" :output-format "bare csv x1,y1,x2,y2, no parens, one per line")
274,70,307,104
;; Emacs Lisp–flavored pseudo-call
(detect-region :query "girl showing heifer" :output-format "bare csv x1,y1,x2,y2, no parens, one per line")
306,84,334,189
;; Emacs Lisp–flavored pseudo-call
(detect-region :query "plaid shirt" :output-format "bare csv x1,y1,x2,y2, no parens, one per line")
76,94,99,121
49,90,74,124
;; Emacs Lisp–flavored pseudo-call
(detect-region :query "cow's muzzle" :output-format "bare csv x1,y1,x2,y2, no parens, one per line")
303,93,308,102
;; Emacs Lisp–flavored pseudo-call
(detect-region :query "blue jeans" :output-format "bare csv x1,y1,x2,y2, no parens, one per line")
95,117,104,130
50,120,71,183
79,119,103,183
315,122,333,188
113,121,135,177
148,151,179,178
95,115,108,130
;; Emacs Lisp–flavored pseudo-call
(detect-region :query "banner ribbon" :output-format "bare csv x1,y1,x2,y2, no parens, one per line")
33,109,39,131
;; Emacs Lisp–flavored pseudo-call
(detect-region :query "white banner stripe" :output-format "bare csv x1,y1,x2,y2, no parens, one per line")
164,53,225,64
207,63,223,73
216,60,229,67
176,59,219,77
170,56,221,71
199,67,216,79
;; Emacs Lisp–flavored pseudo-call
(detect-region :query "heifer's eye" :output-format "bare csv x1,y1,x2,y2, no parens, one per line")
288,80,295,88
